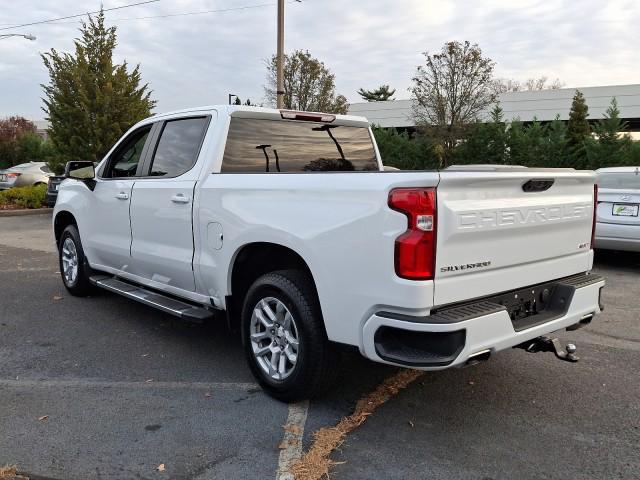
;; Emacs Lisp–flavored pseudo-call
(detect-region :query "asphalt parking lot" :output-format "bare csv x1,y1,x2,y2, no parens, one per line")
1,213,639,480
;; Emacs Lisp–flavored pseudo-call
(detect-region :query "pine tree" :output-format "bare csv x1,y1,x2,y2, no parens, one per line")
566,90,590,168
507,120,527,166
41,9,155,173
455,104,507,164
586,98,632,168
543,117,570,167
357,85,396,102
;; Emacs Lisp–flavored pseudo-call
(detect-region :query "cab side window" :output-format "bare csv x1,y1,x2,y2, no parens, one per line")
103,126,151,178
147,117,208,178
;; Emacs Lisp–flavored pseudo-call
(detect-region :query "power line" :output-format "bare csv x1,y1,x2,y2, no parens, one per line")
0,0,161,32
2,1,308,27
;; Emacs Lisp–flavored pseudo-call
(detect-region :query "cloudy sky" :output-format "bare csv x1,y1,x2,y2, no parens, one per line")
1,0,639,120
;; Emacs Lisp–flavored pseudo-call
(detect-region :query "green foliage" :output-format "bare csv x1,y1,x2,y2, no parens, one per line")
357,85,396,102
41,9,155,174
566,90,591,168
456,104,507,164
0,184,47,209
371,127,438,170
586,98,633,168
17,133,57,163
265,50,348,114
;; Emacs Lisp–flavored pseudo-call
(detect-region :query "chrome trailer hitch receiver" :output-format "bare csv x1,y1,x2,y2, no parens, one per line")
515,336,579,362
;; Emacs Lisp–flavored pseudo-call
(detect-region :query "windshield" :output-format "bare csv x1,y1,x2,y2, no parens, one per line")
597,171,640,190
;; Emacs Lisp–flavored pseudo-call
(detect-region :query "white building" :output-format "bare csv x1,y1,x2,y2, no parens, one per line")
348,84,640,138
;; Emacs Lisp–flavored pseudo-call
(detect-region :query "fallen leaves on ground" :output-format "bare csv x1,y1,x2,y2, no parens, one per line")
52,296,63,301
37,415,48,421
0,465,29,480
156,463,165,472
288,369,424,480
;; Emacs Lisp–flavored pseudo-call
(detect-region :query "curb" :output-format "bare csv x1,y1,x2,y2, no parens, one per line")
0,208,53,217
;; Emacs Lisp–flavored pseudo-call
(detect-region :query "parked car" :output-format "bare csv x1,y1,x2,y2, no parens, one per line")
594,166,640,252
45,175,65,207
0,162,53,190
52,106,604,401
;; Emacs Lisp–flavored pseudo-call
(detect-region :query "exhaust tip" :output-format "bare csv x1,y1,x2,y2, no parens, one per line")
464,349,491,367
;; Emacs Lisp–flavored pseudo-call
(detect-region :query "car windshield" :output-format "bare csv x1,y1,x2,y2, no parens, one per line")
597,171,640,190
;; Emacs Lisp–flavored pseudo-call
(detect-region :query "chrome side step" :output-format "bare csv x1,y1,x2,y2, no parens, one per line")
89,275,214,322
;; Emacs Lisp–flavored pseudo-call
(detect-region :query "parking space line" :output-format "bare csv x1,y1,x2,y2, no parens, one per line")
0,379,259,390
276,400,309,480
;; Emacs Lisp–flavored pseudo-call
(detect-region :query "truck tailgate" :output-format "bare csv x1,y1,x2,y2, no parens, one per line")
434,170,596,306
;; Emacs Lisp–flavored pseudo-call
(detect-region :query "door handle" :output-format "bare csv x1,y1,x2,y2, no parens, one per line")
115,192,129,200
171,193,190,204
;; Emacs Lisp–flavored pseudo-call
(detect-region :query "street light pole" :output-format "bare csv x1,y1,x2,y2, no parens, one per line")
276,0,285,109
0,34,36,41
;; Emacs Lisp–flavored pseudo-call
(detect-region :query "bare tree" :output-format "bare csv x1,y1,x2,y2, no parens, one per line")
264,50,347,114
411,41,497,166
495,76,565,93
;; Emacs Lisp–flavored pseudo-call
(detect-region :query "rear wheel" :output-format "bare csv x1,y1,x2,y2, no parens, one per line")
241,270,338,402
58,224,94,296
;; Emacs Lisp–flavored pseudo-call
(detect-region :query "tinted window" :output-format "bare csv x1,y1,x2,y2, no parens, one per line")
598,172,640,190
104,127,151,178
148,117,208,177
221,118,378,173
40,165,52,173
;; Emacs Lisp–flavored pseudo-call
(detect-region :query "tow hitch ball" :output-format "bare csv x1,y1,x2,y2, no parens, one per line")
515,336,579,363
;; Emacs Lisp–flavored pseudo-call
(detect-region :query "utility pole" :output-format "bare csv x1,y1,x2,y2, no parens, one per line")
276,0,285,109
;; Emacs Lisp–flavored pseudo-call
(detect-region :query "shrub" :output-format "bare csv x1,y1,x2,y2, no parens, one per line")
0,184,47,209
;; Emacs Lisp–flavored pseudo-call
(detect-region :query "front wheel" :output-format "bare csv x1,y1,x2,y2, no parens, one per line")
241,270,338,402
58,224,94,297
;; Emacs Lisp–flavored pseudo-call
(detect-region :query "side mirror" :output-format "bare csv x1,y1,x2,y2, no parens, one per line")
65,161,95,180
64,161,96,191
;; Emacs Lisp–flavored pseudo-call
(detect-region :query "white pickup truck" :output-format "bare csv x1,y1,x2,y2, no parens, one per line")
53,106,605,401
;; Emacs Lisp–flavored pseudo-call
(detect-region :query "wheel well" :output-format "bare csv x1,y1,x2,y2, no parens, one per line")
229,242,317,314
54,211,77,245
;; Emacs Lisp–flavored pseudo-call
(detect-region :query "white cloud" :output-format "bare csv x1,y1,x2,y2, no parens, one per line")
0,0,639,120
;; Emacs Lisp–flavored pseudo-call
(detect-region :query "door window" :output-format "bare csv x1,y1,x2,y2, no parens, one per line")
147,117,209,177
103,126,151,178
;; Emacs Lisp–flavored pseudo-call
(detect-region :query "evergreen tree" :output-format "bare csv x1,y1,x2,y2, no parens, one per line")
372,126,438,170
357,85,396,102
566,90,590,168
455,104,507,165
586,98,632,168
506,120,528,166
522,120,545,167
543,117,570,167
41,9,155,173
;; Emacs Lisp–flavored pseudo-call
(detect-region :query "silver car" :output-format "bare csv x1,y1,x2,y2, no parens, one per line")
0,162,53,190
594,166,640,252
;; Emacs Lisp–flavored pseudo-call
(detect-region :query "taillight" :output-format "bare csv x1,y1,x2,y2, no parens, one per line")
591,184,598,248
7,173,21,178
388,188,437,280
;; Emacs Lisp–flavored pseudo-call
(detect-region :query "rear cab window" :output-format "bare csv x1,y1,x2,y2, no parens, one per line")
221,118,379,173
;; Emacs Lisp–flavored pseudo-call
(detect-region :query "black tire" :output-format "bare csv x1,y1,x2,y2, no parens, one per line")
241,269,339,402
58,224,94,297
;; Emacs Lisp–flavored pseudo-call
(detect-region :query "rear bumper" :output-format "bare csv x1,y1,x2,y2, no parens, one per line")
361,273,605,369
595,222,640,252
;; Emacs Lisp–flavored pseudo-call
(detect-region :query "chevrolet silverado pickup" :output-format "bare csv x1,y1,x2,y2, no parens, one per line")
53,106,605,401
